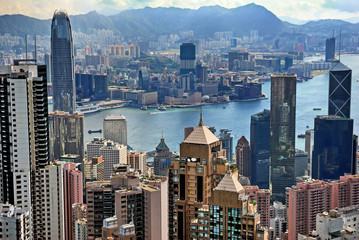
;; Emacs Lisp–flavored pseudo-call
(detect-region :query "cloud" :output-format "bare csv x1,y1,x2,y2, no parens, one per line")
323,0,359,13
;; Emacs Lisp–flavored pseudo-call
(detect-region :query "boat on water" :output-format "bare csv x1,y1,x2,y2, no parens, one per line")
158,105,166,111
88,129,102,134
141,105,148,110
298,134,305,138
76,104,101,114
313,107,321,111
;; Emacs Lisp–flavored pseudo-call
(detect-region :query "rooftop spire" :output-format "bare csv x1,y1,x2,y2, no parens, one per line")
199,104,204,126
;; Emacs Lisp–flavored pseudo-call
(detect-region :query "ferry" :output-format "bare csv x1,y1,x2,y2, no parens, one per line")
158,105,166,111
297,134,305,138
76,104,101,114
88,129,102,134
313,107,322,111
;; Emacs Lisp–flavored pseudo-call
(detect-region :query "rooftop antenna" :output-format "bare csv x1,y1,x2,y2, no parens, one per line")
25,35,28,60
34,35,37,63
339,30,342,61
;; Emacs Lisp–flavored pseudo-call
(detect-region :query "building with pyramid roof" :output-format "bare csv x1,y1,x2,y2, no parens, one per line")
154,137,176,176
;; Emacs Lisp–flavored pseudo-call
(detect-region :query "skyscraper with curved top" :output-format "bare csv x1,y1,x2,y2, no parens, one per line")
51,10,75,113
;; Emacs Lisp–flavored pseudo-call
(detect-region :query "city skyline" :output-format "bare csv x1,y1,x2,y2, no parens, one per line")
1,0,359,23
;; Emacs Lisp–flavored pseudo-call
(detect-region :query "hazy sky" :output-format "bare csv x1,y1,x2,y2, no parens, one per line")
1,0,359,22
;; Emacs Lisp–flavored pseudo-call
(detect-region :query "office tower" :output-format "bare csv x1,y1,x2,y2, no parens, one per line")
270,74,296,203
312,116,354,180
119,223,136,239
87,137,108,161
127,151,147,174
228,51,249,71
167,117,229,239
305,129,314,177
84,156,105,183
115,189,144,239
75,219,87,240
179,73,195,91
244,186,270,227
0,63,50,238
295,150,309,178
142,180,168,240
75,73,93,99
198,173,268,240
328,61,352,118
99,141,127,180
180,43,195,75
269,201,287,240
154,137,175,176
103,115,127,146
63,163,83,240
86,181,114,240
37,163,66,239
325,37,335,62
331,175,359,208
102,216,119,239
138,67,150,91
236,136,251,178
219,129,234,162
250,109,270,189
93,74,108,100
44,52,51,83
287,180,332,240
51,10,75,113
0,204,31,240
49,111,85,161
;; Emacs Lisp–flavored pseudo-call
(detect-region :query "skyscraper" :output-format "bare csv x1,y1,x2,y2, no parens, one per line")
312,115,354,180
44,52,51,83
328,60,352,118
219,129,234,162
103,115,127,146
250,109,270,189
236,136,251,178
154,137,175,176
138,67,150,91
0,63,50,237
270,74,296,203
168,117,229,239
325,37,335,62
180,43,195,75
51,10,75,113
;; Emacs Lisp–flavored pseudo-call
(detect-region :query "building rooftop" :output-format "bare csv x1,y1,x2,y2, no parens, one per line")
330,60,351,72
183,118,219,145
104,115,126,121
214,173,244,193
156,138,169,151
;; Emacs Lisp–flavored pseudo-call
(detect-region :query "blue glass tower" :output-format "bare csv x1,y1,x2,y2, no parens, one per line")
51,10,75,113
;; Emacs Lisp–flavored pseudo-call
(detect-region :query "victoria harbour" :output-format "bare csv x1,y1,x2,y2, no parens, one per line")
81,55,359,153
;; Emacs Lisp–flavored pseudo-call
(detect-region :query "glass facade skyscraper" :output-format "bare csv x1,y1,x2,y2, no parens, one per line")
270,74,296,203
325,37,335,62
328,60,352,118
51,10,75,113
180,43,195,75
312,115,354,180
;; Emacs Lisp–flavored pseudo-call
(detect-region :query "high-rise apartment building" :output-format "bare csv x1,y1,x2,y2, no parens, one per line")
270,74,296,202
49,111,84,161
103,115,127,146
0,63,50,238
287,179,332,240
72,203,87,240
0,204,31,240
250,109,270,189
328,61,352,118
63,163,83,240
312,116,354,180
75,219,87,240
168,117,229,239
236,136,252,178
84,156,105,183
332,174,359,208
244,186,271,227
325,37,335,62
127,151,147,174
153,137,175,176
86,181,114,239
87,137,108,161
180,43,196,75
51,10,75,113
99,141,127,180
269,201,287,240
